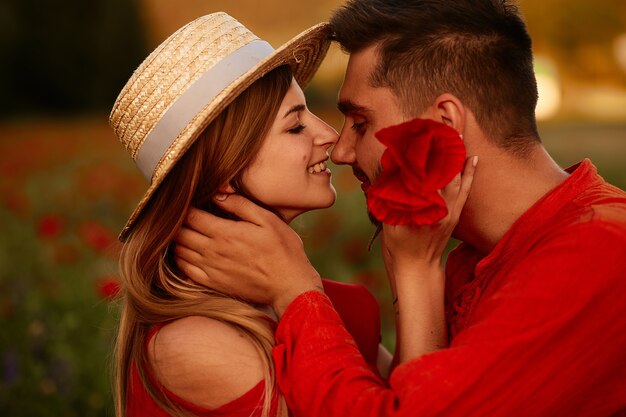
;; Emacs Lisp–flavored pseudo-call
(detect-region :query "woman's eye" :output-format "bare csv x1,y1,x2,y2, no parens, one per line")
288,124,306,134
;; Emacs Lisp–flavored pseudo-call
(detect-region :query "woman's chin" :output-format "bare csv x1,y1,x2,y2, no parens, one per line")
283,201,337,224
314,192,338,211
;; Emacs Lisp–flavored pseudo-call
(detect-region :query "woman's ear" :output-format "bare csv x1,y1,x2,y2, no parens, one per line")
217,183,236,195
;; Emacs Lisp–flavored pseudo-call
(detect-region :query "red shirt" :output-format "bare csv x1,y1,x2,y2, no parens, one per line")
273,160,626,417
127,279,381,416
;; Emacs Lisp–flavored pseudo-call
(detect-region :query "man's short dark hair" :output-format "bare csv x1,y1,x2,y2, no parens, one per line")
330,0,540,153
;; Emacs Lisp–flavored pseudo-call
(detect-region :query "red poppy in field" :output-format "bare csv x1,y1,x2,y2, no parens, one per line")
366,118,466,226
36,214,64,238
96,276,121,300
78,221,117,253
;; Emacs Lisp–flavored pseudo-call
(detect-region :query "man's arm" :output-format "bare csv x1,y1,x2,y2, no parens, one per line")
272,225,626,417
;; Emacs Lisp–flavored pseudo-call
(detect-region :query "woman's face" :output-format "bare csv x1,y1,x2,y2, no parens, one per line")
240,79,338,223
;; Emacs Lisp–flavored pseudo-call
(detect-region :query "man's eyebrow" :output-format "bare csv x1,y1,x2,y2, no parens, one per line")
283,104,306,118
337,100,370,115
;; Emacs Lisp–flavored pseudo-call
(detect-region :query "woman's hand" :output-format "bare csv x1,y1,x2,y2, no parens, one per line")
382,156,477,363
382,155,477,274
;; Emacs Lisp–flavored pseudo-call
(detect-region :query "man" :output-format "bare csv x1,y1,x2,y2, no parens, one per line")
174,0,626,415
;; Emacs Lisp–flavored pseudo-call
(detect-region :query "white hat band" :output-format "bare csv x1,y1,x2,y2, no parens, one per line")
136,40,275,181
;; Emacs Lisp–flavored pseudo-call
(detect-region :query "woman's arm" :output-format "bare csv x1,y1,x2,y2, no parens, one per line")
379,156,476,363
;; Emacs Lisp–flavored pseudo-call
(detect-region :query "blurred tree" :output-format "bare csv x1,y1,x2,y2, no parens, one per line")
0,0,147,118
522,0,626,83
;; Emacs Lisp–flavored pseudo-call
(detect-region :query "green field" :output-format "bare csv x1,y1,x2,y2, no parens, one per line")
0,116,624,415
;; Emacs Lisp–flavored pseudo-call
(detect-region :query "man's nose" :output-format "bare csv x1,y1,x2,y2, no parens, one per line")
330,131,356,166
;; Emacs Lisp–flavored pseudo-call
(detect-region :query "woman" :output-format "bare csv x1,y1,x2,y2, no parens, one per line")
109,13,381,417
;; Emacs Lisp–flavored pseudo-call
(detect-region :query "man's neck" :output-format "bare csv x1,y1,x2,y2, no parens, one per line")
456,144,569,255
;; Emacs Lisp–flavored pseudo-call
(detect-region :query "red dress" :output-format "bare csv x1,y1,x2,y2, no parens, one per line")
273,160,626,417
127,279,381,416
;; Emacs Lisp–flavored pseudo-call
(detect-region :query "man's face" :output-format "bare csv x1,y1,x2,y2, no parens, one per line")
331,45,407,191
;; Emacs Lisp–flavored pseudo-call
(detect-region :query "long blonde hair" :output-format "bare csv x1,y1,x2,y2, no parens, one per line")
114,65,292,417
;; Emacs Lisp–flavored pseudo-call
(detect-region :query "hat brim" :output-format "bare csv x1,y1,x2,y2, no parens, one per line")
119,22,332,242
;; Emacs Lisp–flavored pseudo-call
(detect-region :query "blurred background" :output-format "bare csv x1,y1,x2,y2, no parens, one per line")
1,0,625,415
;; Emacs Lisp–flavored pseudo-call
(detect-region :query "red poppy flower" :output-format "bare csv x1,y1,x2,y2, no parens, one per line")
78,221,116,253
96,276,121,300
36,214,64,238
366,118,466,226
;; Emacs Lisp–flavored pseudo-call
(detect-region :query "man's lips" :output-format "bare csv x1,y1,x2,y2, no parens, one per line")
352,168,371,192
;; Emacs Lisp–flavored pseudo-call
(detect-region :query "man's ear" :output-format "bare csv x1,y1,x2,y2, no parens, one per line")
431,93,466,135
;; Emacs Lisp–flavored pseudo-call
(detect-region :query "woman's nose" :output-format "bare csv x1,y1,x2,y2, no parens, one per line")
312,116,339,148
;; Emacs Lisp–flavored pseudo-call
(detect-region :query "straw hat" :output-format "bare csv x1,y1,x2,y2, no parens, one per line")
110,12,331,241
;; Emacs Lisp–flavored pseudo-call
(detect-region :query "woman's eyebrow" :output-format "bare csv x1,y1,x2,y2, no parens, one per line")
283,104,306,118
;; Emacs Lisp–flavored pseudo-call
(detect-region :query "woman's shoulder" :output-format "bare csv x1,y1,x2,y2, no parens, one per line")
148,315,265,409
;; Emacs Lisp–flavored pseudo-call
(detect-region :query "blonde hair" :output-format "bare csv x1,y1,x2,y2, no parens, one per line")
114,65,292,417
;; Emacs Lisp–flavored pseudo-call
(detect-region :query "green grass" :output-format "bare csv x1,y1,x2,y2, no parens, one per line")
0,117,624,415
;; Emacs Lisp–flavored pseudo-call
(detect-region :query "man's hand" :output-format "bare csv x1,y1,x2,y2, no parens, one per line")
173,195,323,317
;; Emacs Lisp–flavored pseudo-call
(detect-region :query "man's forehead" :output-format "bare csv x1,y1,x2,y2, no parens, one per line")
338,80,397,118
347,44,380,68
339,68,366,98
339,45,383,99
337,98,371,116
338,67,373,111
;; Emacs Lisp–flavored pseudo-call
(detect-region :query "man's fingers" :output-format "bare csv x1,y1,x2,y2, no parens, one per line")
185,207,230,235
212,194,273,226
175,257,211,287
173,242,205,265
174,224,211,254
183,194,278,241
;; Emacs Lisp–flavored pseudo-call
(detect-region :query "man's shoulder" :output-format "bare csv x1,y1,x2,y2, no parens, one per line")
570,180,626,234
535,208,626,269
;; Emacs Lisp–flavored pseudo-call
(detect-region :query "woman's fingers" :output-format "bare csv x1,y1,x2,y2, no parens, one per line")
440,156,477,219
441,172,462,202
452,155,478,215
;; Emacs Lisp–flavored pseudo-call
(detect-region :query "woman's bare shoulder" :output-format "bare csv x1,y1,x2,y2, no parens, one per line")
148,315,265,409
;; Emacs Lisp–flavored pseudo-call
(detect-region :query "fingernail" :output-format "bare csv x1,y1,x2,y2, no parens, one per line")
214,193,227,201
472,155,478,167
